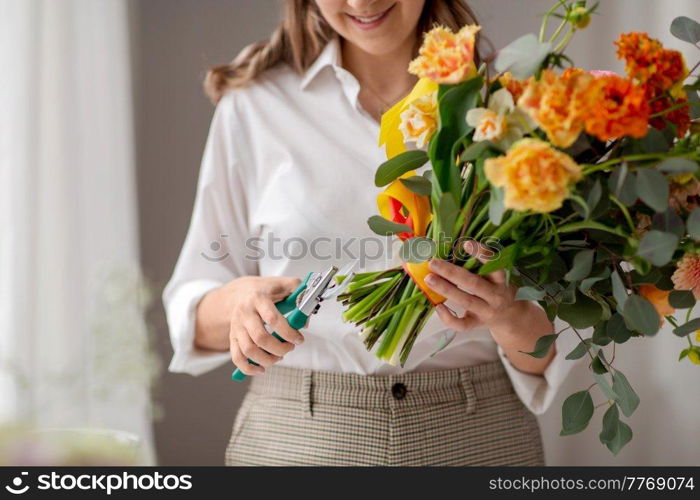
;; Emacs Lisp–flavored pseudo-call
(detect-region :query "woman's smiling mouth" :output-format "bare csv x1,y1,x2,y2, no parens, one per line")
346,4,395,30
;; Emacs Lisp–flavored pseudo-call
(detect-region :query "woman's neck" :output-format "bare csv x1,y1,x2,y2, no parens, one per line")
340,36,418,104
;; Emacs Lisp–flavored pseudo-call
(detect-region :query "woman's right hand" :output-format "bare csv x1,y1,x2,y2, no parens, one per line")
225,276,305,375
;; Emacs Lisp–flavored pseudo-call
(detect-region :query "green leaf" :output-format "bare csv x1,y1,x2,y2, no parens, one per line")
652,209,684,239
565,250,595,282
374,150,428,187
399,176,431,196
593,372,618,401
521,333,558,358
591,353,608,374
611,370,640,417
668,290,696,309
606,313,632,344
399,237,436,263
495,33,552,79
489,186,506,225
611,271,629,313
558,292,603,329
688,208,700,239
515,286,546,301
679,348,690,360
566,339,592,360
430,77,483,201
367,215,412,236
638,128,671,154
592,322,613,346
636,168,669,213
580,275,608,293
560,390,595,436
671,16,700,44
623,295,660,336
461,140,493,162
437,193,458,237
587,180,603,214
656,157,699,175
637,230,679,266
599,404,633,456
672,317,700,337
479,244,518,275
608,165,637,206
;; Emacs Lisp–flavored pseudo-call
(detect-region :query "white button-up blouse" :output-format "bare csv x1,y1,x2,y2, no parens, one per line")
163,37,581,415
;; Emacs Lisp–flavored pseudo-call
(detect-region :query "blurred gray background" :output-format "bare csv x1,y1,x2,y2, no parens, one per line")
129,0,700,465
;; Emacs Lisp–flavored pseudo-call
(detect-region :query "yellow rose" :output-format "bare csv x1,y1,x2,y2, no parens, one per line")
408,25,481,84
398,92,438,148
484,139,582,213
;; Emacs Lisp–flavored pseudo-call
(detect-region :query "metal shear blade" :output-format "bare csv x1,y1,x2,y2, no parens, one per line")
320,260,359,300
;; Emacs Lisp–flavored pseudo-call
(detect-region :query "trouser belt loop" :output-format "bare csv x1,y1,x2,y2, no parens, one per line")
459,368,477,415
301,369,314,419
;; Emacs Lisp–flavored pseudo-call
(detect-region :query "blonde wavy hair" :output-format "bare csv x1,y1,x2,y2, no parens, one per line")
204,0,480,103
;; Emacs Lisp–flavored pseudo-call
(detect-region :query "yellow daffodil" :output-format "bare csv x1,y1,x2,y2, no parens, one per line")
379,78,438,158
398,92,438,149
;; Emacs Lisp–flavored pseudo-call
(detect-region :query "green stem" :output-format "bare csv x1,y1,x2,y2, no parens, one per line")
464,212,527,269
582,152,700,175
362,293,422,328
539,0,567,42
554,26,574,53
608,194,635,233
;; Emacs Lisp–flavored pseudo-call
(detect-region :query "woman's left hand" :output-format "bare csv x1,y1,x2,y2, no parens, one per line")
425,242,556,375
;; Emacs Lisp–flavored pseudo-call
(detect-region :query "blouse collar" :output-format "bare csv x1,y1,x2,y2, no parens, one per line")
299,37,342,90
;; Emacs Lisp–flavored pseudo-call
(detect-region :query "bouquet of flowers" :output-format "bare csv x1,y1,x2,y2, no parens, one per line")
338,0,700,454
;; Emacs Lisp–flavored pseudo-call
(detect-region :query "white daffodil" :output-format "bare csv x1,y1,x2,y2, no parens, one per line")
398,92,438,149
466,88,535,149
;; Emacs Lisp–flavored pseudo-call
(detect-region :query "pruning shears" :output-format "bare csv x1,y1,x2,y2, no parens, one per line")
231,262,357,381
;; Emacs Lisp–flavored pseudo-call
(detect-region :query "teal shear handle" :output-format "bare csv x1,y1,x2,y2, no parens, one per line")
231,273,312,381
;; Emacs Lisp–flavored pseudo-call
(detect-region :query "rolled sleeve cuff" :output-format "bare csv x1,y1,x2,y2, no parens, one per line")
164,279,231,376
496,318,584,415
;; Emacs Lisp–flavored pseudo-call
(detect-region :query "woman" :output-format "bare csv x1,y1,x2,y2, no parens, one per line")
164,0,578,466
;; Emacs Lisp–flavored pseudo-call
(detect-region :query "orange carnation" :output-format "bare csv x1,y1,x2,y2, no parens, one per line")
672,254,700,299
484,139,582,213
408,25,481,84
639,285,675,319
615,32,691,137
584,74,650,141
498,72,526,102
518,69,599,148
616,32,687,92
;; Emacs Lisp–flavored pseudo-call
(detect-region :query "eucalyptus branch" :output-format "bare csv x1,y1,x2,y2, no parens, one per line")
572,327,597,364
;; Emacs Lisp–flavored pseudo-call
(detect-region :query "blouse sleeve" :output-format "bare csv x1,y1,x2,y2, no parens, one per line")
162,92,257,376
496,317,587,415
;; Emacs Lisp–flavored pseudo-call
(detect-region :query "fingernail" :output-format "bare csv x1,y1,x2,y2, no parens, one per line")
425,274,436,285
429,259,439,270
294,337,304,345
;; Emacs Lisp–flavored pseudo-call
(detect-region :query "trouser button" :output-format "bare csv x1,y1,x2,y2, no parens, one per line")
391,382,407,400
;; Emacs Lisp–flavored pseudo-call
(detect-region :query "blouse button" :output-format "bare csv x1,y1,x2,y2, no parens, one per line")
391,383,407,400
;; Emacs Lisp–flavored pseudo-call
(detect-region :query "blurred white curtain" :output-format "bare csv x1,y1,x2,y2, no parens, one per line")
471,0,700,465
0,0,155,464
